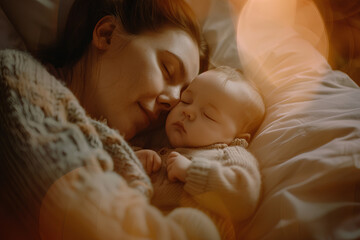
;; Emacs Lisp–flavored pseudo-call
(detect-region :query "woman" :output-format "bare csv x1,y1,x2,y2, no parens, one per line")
0,0,218,239
42,0,209,140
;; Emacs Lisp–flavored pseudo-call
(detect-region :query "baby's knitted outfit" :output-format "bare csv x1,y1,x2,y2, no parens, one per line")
0,49,220,240
151,139,262,239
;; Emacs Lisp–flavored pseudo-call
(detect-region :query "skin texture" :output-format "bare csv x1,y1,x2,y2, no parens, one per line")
166,69,252,148
137,68,260,182
77,17,200,140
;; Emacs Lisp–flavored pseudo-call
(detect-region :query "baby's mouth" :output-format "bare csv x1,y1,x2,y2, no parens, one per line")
173,121,186,133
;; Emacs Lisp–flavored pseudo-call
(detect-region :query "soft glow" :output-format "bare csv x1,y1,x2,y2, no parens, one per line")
235,0,329,91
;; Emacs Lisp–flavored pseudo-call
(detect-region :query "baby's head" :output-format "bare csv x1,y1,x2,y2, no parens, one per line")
166,66,265,148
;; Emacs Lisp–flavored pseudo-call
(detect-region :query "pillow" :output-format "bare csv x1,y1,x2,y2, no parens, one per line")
0,0,71,51
236,0,360,239
0,6,25,50
198,0,242,69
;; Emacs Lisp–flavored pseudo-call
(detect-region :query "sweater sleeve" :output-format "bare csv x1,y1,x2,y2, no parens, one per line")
0,49,111,237
90,119,153,198
0,49,220,240
184,146,262,221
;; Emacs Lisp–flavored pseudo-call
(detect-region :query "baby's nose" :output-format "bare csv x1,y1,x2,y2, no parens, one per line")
183,110,195,121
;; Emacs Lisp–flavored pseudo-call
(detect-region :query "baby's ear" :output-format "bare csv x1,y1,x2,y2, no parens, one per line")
92,16,117,50
237,133,251,142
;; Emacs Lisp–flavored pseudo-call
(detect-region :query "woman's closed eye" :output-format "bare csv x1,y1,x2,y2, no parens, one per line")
180,99,190,104
163,63,175,81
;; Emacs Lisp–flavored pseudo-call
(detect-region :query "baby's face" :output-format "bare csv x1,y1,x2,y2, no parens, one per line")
166,70,251,148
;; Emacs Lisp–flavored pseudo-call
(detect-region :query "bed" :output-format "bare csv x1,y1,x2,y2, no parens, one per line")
1,0,359,239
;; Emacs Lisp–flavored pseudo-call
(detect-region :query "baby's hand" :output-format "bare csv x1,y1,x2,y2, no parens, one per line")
135,149,161,175
166,151,191,182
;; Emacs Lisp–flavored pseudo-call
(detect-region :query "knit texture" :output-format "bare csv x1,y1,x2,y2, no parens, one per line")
151,139,261,239
0,50,222,240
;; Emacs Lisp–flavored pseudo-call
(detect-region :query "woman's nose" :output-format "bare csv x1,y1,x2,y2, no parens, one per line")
157,86,181,111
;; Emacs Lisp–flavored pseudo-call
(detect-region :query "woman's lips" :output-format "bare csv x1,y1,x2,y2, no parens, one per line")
173,121,186,133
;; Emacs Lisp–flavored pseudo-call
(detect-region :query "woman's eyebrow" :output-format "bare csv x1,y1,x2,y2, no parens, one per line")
165,51,185,77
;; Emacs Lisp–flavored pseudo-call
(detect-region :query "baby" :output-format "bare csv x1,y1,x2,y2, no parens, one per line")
135,66,265,239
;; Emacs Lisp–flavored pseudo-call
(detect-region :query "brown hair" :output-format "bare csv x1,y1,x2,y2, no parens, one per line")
39,0,208,72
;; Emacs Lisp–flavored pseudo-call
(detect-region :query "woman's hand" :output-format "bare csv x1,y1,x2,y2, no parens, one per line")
166,151,191,182
135,149,161,175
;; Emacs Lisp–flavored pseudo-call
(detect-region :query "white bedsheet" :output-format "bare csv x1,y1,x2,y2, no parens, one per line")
237,0,360,239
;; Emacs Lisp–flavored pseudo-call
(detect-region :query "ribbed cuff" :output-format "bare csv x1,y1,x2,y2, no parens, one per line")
184,158,212,196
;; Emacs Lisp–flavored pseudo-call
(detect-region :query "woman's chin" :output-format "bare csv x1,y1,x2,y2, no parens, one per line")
117,124,136,140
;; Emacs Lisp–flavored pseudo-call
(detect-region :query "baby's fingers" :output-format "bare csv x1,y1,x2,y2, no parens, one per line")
152,153,162,172
167,152,179,165
146,157,153,174
167,163,177,182
167,170,177,182
168,151,180,158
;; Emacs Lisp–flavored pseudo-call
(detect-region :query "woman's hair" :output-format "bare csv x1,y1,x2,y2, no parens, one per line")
39,0,208,73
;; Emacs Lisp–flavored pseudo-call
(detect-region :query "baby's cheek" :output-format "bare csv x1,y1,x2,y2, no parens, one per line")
191,125,207,139
168,130,184,148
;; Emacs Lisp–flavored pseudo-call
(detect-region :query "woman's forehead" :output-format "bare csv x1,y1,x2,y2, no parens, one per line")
141,27,200,76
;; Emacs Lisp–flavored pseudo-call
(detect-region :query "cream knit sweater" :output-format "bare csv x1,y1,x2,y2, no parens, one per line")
0,49,220,240
151,139,262,239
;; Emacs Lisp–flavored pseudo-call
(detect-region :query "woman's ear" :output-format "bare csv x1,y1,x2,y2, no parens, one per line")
237,133,251,142
92,16,117,50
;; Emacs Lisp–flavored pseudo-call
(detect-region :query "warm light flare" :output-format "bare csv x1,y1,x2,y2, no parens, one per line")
235,0,330,93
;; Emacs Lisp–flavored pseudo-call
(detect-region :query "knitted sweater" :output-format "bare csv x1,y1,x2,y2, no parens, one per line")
0,49,220,240
151,139,262,239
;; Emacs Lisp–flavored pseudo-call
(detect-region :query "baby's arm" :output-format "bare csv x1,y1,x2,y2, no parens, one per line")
184,146,261,222
135,149,162,175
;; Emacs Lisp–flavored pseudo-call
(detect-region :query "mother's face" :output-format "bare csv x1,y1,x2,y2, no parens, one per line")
85,24,200,140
